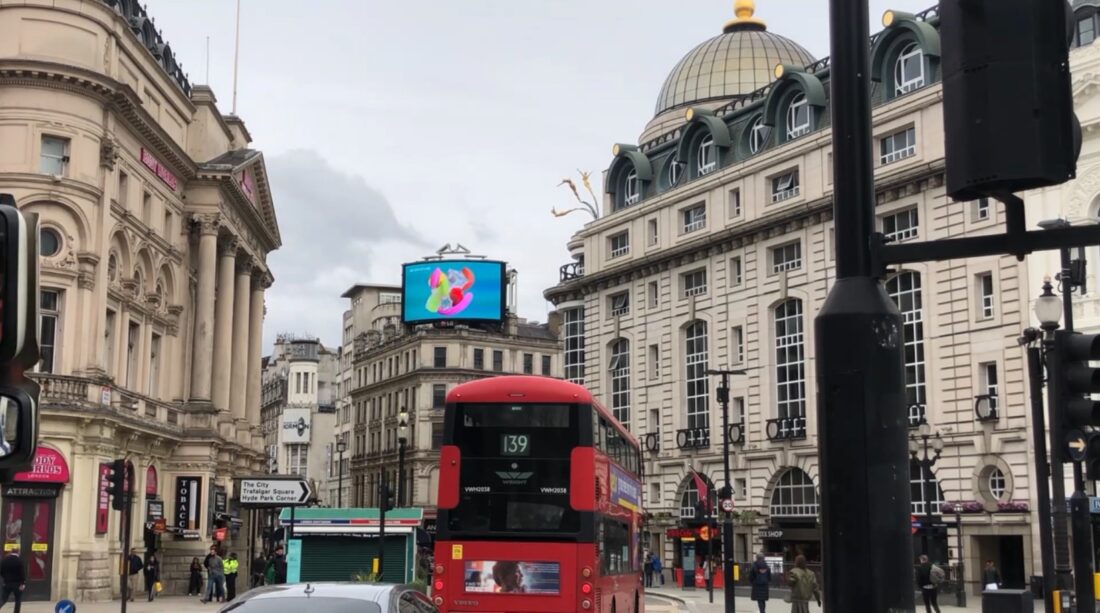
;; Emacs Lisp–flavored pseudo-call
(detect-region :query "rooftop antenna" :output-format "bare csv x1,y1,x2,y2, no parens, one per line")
205,36,210,84
231,0,241,114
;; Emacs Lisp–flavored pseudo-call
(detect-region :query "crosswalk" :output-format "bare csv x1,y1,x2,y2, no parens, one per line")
645,596,682,613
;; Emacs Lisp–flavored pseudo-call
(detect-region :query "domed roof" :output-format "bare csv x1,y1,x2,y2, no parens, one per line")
654,1,815,116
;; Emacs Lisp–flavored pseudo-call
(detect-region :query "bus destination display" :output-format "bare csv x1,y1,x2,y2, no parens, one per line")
500,434,529,456
463,560,560,594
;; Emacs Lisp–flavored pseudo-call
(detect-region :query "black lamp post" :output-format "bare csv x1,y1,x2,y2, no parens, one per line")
336,439,347,508
706,368,744,613
908,422,944,558
398,408,409,508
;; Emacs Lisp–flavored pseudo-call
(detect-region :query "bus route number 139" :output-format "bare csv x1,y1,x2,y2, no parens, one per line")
501,434,530,456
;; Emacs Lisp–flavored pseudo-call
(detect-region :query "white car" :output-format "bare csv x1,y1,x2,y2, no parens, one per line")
218,583,438,613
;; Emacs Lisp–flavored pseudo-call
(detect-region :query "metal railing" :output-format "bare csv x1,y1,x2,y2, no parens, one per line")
559,261,585,281
726,422,746,445
676,427,710,450
765,416,807,441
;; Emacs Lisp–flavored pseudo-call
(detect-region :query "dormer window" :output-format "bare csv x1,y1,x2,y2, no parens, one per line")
669,156,684,186
697,135,717,176
749,117,770,155
895,42,925,96
624,169,640,206
786,94,811,140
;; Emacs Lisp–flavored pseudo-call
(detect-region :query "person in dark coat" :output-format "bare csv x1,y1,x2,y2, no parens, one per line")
251,552,267,588
0,548,25,613
982,560,1002,591
266,545,287,585
143,552,160,602
643,554,654,588
915,554,941,613
188,557,203,596
748,554,771,613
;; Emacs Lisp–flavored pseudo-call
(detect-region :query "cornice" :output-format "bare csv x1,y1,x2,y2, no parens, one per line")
0,172,104,202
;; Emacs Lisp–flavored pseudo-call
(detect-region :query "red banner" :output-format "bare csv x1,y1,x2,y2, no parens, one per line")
13,447,69,484
145,466,157,497
96,464,110,535
239,168,255,202
140,148,178,191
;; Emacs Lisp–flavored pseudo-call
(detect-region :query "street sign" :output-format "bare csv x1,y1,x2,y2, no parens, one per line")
239,478,312,507
55,600,76,613
1067,429,1088,462
911,515,919,535
720,498,735,513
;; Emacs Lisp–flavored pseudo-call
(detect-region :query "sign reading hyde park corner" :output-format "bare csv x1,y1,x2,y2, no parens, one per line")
239,478,312,507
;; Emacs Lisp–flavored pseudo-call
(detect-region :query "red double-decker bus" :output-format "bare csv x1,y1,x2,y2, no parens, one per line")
431,376,644,613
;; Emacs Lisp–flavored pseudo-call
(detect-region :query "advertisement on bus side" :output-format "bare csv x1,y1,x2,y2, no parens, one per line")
463,561,560,594
610,464,640,511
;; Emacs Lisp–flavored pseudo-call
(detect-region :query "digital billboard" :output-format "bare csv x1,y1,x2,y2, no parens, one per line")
463,560,560,594
402,260,506,324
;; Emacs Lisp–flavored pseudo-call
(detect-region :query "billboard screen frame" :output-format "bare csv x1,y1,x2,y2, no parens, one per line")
400,259,507,325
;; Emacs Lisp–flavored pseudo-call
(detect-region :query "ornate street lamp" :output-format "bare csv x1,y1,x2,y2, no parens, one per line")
1035,276,1063,335
909,422,944,558
398,408,409,507
336,439,347,508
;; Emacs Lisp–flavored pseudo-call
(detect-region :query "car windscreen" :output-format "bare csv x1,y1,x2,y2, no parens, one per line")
223,597,383,613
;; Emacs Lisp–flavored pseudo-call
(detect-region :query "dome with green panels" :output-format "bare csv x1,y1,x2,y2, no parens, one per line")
654,0,815,116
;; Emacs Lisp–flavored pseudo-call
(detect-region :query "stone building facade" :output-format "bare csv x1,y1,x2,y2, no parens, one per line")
545,2,1042,594
0,0,279,601
344,281,561,531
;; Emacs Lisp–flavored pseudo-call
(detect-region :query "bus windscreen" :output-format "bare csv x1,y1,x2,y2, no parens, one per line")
448,403,580,536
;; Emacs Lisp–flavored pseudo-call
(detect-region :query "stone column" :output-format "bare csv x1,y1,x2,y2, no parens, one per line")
211,237,238,411
245,272,268,427
189,214,220,402
230,260,252,420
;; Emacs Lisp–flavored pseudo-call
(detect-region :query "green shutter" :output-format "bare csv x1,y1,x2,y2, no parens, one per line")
299,535,409,583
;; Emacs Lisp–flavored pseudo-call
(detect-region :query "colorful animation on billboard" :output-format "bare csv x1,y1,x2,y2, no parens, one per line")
402,260,505,324
463,560,560,594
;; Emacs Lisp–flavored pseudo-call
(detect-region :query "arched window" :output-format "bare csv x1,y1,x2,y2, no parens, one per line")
785,94,811,140
910,461,946,515
668,155,684,186
697,135,717,176
895,42,925,95
624,169,640,206
680,474,716,519
774,300,806,420
610,339,631,426
749,117,770,155
685,321,709,430
770,469,819,517
887,272,927,425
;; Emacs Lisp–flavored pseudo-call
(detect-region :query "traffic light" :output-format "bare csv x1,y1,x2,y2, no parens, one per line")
1053,331,1100,472
381,485,395,511
940,0,1081,200
108,459,128,510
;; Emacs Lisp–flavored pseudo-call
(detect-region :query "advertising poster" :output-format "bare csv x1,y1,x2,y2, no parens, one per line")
96,463,110,535
286,539,302,584
463,561,560,594
175,476,202,539
402,260,505,324
280,408,312,444
610,465,640,511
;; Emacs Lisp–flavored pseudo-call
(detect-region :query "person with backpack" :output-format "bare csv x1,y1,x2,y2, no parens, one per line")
787,555,821,613
126,551,144,602
652,555,664,586
749,554,771,613
915,554,942,613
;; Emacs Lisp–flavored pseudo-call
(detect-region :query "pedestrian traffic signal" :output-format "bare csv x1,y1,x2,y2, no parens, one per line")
381,484,395,511
940,0,1081,200
108,458,128,510
1053,331,1100,468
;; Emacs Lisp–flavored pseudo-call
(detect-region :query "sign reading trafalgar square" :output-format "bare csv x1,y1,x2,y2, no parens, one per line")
238,478,312,507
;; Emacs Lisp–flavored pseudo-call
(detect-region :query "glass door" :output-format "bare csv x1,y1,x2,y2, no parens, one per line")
2,498,55,601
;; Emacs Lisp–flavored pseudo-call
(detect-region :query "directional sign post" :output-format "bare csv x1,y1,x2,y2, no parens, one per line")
1067,430,1088,463
239,478,312,508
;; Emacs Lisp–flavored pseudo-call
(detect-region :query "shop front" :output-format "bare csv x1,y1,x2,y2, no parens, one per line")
278,507,423,583
758,522,821,563
1,446,70,602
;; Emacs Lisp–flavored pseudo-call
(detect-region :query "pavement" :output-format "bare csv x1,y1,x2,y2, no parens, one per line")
645,586,1017,612
20,596,215,613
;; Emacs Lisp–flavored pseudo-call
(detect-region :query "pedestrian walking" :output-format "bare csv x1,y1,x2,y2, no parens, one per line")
749,554,771,613
786,555,820,613
188,557,203,595
143,552,160,602
202,546,225,603
644,553,654,588
224,552,239,601
652,556,664,586
251,551,267,588
915,554,943,613
982,560,1002,591
266,545,287,585
0,547,25,613
126,551,144,602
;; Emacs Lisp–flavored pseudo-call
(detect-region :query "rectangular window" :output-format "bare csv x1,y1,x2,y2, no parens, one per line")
648,281,659,308
434,346,447,368
729,188,742,218
493,350,504,372
647,219,658,246
733,397,746,423
118,171,130,208
897,45,926,93
142,191,152,226
978,272,995,319
431,422,444,449
609,231,630,259
164,210,173,238
883,208,919,242
880,127,916,165
542,355,552,376
682,269,707,297
148,333,161,396
685,322,709,431
432,384,447,409
770,170,800,203
682,204,706,233
649,344,659,380
288,444,308,476
975,197,991,221
40,135,69,175
609,291,630,317
981,362,999,412
735,478,747,500
771,242,803,273
731,326,744,365
523,353,534,374
126,322,140,387
38,290,60,373
1081,16,1097,46
729,256,743,287
563,308,584,384
473,348,485,370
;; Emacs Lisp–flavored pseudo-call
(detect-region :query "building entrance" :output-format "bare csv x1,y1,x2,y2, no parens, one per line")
1,487,59,602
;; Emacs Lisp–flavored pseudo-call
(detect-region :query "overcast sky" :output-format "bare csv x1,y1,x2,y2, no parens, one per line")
145,0,934,352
